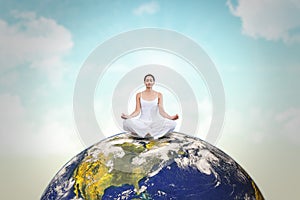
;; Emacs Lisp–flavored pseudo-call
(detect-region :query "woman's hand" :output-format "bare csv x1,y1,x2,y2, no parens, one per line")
121,113,130,119
171,114,179,120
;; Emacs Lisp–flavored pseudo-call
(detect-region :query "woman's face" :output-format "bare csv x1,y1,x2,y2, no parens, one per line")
144,76,155,88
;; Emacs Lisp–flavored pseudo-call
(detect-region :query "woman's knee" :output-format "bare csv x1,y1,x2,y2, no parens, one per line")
169,120,177,129
123,119,131,129
123,118,135,128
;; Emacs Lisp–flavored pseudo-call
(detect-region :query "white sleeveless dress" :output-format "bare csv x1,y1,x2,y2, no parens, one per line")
123,92,176,139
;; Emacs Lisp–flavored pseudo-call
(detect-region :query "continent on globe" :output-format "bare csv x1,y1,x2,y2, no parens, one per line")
41,132,264,200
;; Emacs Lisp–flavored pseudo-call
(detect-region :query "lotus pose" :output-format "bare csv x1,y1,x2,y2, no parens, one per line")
121,74,179,139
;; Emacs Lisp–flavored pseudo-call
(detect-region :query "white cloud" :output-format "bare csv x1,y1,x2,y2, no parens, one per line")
0,11,73,85
223,106,300,145
0,93,83,156
133,1,160,16
223,107,272,144
227,0,300,44
33,111,83,156
0,94,28,139
275,108,300,144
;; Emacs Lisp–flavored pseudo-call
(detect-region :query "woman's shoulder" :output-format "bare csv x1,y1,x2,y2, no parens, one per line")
156,91,162,104
155,91,162,98
136,92,142,98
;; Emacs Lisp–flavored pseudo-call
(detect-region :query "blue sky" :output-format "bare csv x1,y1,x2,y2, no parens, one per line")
0,0,300,199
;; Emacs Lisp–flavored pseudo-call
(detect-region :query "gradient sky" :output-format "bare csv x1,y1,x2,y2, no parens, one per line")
1,0,300,199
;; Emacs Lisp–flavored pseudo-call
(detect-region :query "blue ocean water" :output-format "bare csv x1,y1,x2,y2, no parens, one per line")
102,161,256,200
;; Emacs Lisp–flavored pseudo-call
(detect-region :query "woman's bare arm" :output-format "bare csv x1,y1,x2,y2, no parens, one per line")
121,93,141,119
158,92,179,120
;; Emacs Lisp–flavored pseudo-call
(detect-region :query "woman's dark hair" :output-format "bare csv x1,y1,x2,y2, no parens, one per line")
144,74,155,82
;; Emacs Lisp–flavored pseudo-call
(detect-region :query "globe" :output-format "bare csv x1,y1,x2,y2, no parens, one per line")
41,132,264,199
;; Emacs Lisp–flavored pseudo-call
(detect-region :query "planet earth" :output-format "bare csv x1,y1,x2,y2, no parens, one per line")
41,132,264,200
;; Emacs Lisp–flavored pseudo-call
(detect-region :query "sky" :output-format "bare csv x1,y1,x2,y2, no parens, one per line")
0,0,300,199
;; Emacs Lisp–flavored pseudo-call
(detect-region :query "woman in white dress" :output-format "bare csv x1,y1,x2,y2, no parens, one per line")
121,74,179,139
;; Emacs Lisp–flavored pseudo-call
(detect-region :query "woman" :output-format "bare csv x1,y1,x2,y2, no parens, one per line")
121,74,179,139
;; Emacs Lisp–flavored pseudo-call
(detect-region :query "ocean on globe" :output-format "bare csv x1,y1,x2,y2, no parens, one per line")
41,132,264,200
